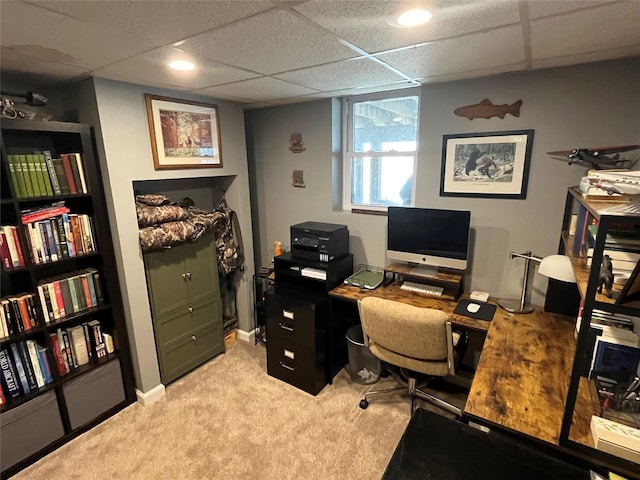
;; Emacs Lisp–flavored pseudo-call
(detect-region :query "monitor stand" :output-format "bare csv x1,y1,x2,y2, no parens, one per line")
409,265,438,278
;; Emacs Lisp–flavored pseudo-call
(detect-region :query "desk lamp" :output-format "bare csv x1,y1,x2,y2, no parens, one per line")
498,251,575,314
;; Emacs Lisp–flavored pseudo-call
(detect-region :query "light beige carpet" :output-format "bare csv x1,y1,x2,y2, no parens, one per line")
12,340,425,480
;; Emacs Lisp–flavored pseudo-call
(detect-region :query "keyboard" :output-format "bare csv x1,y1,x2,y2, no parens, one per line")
400,281,444,297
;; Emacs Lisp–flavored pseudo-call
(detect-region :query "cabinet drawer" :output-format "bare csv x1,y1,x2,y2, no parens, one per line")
266,336,326,396
0,391,65,470
63,359,126,430
155,298,221,346
158,322,224,384
265,292,324,347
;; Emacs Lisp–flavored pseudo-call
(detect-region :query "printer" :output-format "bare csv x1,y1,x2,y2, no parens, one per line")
290,221,349,262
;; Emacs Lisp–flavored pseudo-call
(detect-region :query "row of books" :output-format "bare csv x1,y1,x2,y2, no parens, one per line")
6,151,88,199
0,339,53,403
0,225,25,270
585,224,640,286
0,293,41,338
23,211,96,265
0,320,116,405
49,321,113,379
0,268,104,340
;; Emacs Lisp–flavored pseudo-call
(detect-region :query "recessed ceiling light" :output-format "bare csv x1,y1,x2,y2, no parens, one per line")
169,60,195,71
388,7,432,28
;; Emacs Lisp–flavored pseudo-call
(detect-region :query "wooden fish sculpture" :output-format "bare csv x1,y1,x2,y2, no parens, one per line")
454,99,522,120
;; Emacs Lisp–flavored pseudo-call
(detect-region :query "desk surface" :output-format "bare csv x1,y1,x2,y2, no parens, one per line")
329,282,491,332
329,282,596,449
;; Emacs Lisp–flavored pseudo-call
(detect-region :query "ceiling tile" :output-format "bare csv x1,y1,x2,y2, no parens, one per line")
93,47,259,90
376,26,525,79
530,2,640,60
275,57,407,91
531,45,640,70
0,2,157,69
416,63,528,85
0,47,89,83
527,0,615,19
292,0,520,54
28,0,275,45
178,8,357,75
194,77,319,102
325,81,418,97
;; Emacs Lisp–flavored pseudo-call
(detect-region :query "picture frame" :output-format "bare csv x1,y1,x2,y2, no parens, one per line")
440,129,534,199
144,94,223,170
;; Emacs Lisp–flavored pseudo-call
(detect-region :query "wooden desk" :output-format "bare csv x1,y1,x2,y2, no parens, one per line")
329,283,490,332
329,282,596,450
464,306,596,448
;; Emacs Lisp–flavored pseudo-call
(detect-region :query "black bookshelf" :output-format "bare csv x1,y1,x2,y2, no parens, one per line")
0,119,135,477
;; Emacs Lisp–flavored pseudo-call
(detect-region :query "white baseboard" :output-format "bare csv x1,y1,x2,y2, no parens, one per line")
136,384,166,406
236,328,257,344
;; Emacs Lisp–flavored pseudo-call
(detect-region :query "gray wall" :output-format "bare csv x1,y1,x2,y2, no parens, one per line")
66,78,255,395
246,58,640,307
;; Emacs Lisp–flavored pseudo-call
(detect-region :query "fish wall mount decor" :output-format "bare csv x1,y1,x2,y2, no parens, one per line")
454,99,522,120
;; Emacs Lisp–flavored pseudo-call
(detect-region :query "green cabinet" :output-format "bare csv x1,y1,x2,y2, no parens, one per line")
144,233,224,384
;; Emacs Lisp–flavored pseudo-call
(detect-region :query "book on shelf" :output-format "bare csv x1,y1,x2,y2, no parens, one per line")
0,226,25,269
60,328,75,370
35,341,53,384
9,342,31,394
0,348,22,398
60,154,78,194
24,154,40,197
52,157,71,194
67,325,89,366
49,332,69,376
16,340,38,391
7,154,27,198
42,150,62,195
25,339,45,388
590,415,640,464
68,152,88,194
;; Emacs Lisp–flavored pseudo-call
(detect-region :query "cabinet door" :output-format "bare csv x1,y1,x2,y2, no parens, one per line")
183,235,220,305
144,246,190,317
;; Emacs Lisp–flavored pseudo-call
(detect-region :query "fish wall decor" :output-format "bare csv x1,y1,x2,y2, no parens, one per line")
454,99,522,120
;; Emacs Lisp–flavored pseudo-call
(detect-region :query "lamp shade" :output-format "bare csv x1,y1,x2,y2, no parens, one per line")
538,255,575,283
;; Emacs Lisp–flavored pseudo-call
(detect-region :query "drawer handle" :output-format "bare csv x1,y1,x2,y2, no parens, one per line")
283,310,294,320
182,273,187,279
278,323,294,332
280,362,295,371
188,307,193,313
187,272,192,280
192,335,197,341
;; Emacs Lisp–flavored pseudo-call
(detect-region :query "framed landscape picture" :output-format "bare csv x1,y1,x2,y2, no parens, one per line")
440,129,534,199
145,94,223,170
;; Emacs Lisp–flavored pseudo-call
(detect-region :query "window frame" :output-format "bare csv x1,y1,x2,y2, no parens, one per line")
342,88,420,212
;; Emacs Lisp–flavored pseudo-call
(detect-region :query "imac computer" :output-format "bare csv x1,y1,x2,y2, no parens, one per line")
387,206,471,277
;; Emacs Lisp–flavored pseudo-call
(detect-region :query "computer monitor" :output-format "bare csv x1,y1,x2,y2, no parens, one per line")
387,206,471,277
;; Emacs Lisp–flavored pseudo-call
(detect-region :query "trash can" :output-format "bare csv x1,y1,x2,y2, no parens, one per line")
346,325,380,384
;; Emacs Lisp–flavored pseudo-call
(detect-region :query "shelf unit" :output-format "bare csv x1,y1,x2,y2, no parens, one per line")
558,187,640,477
0,119,135,477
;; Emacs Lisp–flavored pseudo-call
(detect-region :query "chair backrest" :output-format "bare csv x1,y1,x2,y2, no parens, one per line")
358,297,455,373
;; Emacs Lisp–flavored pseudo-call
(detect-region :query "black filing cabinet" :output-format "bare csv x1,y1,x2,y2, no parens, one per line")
265,253,353,395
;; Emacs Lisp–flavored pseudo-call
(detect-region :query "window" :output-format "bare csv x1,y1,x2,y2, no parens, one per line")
343,89,420,211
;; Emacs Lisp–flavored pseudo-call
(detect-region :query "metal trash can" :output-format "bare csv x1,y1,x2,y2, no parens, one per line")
346,325,380,384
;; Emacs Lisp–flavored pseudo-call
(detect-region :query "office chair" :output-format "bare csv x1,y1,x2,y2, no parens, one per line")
357,296,467,416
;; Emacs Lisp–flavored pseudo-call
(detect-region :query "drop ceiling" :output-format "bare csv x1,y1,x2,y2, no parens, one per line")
1,0,639,109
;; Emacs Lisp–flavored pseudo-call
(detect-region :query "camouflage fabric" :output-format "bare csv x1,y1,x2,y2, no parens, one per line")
136,193,170,206
136,202,189,228
139,220,203,252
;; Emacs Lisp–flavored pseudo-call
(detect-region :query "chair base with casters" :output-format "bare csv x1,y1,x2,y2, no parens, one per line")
358,372,462,417
356,297,469,417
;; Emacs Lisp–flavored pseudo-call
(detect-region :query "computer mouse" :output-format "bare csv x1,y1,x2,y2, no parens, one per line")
467,303,481,314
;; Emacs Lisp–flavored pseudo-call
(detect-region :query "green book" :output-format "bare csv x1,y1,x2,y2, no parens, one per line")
66,275,80,313
19,154,35,197
43,150,62,195
36,154,54,196
7,154,26,198
52,158,71,194
25,154,41,197
30,154,47,197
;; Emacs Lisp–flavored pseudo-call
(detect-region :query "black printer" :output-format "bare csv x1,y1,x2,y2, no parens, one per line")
290,221,349,262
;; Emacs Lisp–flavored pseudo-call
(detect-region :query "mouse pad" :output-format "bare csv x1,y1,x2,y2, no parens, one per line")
453,299,497,322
